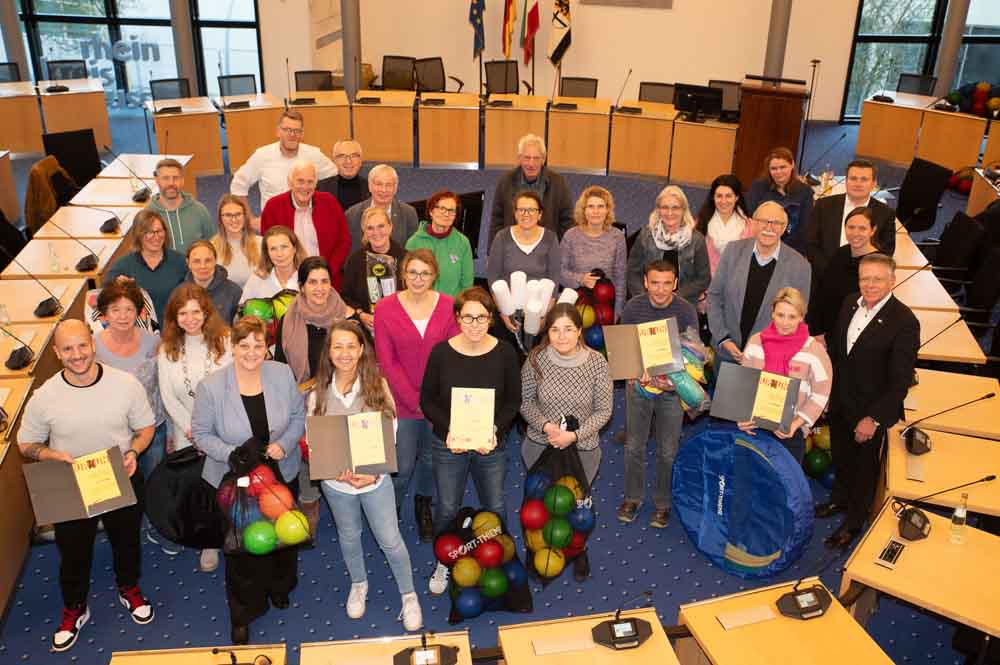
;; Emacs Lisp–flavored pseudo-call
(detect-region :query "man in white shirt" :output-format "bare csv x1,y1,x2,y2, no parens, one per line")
229,109,336,224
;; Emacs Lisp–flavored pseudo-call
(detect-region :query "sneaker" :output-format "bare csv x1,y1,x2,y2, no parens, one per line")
144,529,160,546
118,585,154,624
199,548,219,572
346,581,368,619
428,562,449,595
160,541,182,556
52,605,89,652
650,508,671,529
617,501,639,523
399,592,423,632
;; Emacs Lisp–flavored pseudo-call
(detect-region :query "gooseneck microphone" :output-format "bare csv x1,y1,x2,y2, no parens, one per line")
892,261,932,289
0,245,64,318
72,205,124,234
901,391,995,455
42,217,101,272
892,474,996,541
916,316,964,351
775,550,846,620
803,132,848,185
612,68,632,111
102,145,151,202
1,325,36,370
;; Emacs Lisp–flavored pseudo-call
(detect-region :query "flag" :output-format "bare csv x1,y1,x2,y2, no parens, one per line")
548,0,571,66
502,0,518,59
520,0,540,65
470,0,486,59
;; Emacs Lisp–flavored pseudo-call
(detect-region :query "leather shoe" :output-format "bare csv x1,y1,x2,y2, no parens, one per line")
573,550,590,582
824,524,859,550
271,594,290,610
814,502,846,519
231,624,249,645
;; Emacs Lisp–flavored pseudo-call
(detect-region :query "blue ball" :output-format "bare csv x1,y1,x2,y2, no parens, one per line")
567,505,596,533
455,587,484,618
524,472,551,500
819,468,835,490
583,324,605,349
230,501,263,530
503,559,528,588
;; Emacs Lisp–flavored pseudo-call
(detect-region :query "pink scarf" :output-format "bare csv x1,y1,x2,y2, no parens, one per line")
759,321,809,375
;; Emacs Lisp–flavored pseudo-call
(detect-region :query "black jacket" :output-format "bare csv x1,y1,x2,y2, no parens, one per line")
806,194,896,278
316,174,370,212
488,166,575,251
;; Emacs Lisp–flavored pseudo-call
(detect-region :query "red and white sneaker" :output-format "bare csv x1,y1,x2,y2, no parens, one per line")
52,605,90,652
118,585,154,625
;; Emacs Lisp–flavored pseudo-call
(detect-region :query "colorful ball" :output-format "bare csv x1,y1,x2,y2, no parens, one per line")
479,567,509,598
520,499,549,530
575,288,592,307
216,482,237,511
803,448,832,478
474,540,504,568
567,505,596,533
583,325,605,350
593,302,614,326
524,528,546,551
275,510,309,545
455,588,483,618
243,520,277,555
246,465,277,497
819,468,836,490
812,426,831,450
555,475,584,501
241,298,274,321
452,556,482,587
258,483,294,520
563,531,586,559
524,472,552,500
543,485,575,517
592,280,615,305
577,303,596,328
534,548,566,578
472,511,501,539
434,533,464,565
495,534,516,563
230,501,263,530
543,517,573,548
503,559,528,588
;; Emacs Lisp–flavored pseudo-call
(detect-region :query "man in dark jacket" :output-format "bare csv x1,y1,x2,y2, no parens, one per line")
316,139,370,211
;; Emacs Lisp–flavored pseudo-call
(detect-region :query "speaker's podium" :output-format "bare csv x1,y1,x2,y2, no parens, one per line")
732,77,808,188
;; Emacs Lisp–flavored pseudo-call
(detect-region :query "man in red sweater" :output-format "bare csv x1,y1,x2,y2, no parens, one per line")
261,160,350,287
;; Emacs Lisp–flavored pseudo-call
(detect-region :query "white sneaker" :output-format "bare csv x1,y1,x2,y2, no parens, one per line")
399,592,423,632
199,548,219,572
428,562,449,595
346,581,368,619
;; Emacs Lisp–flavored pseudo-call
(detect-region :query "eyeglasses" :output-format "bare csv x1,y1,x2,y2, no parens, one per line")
459,314,491,325
515,207,540,216
754,218,787,228
279,126,304,135
220,212,244,220
405,270,434,280
145,228,166,236
334,152,361,161
434,206,458,216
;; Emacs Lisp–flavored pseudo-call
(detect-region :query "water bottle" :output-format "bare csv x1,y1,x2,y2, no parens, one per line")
48,243,60,273
0,303,10,326
950,492,968,544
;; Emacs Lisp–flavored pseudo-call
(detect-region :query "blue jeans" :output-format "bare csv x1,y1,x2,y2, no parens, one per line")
431,433,507,534
392,418,436,507
320,478,415,595
139,422,168,480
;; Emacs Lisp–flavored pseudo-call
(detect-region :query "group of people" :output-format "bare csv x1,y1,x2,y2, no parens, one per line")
17,111,919,652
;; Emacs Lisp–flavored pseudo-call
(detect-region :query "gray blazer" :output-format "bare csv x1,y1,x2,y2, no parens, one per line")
626,225,711,301
706,237,812,353
191,361,305,488
344,197,419,256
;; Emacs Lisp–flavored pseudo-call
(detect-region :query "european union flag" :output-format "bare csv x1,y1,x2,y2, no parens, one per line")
470,0,486,58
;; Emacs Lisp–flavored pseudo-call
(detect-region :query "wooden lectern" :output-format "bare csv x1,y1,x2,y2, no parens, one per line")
733,80,808,187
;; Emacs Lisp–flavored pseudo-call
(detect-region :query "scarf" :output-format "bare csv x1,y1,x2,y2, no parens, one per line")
706,211,747,257
759,321,809,376
282,292,345,382
651,218,693,251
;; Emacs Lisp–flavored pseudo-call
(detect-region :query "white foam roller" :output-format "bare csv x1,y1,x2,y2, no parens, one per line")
523,297,544,335
490,280,515,316
509,271,528,309
556,288,579,305
537,278,556,306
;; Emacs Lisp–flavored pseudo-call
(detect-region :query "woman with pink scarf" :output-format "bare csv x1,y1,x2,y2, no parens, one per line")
737,287,832,463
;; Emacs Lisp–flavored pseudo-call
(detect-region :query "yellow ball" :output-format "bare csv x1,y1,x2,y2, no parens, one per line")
472,511,502,539
534,548,566,578
577,304,596,329
805,434,815,454
495,534,516,563
555,475,584,501
813,426,831,450
452,556,482,587
524,528,546,551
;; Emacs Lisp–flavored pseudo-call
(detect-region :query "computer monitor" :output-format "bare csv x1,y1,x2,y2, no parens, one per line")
674,83,723,123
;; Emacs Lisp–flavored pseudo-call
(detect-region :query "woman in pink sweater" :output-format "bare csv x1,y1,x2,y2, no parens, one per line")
374,249,459,542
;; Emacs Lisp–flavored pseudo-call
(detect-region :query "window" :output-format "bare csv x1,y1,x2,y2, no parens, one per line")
956,0,1000,87
191,0,262,98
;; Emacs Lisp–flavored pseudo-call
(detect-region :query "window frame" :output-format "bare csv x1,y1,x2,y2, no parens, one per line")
189,0,264,97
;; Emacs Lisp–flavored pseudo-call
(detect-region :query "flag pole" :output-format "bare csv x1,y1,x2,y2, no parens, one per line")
479,52,484,97
531,53,536,95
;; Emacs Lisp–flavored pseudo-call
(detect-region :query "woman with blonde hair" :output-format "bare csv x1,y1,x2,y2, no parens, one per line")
560,185,627,319
239,225,307,303
211,194,262,288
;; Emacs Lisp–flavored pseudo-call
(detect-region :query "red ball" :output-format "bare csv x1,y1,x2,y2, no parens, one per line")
474,540,503,568
958,179,972,194
594,302,614,326
592,280,615,305
434,533,464,565
247,464,277,497
520,499,549,530
575,287,592,306
216,482,237,510
562,531,588,559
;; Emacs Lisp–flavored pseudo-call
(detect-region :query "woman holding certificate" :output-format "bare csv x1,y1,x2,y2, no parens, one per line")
308,320,423,631
420,287,521,594
520,303,613,580
738,288,833,463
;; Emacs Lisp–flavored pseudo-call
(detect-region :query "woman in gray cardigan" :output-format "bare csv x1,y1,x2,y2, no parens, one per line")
626,185,710,304
191,316,306,645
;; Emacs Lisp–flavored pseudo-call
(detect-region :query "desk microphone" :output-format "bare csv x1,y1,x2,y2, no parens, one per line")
892,474,996,541
102,145,151,202
71,205,123,234
613,68,639,114
42,217,101,272
285,58,314,106
150,68,180,114
775,550,846,620
1,325,36,370
592,589,653,650
0,246,63,317
803,132,848,185
161,129,170,156
901,391,996,455
915,315,964,351
892,261,932,289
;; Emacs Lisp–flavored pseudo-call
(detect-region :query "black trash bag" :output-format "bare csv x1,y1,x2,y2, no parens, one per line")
145,447,226,549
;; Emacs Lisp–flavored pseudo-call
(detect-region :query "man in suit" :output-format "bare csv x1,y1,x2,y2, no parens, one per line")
707,201,812,363
806,158,896,279
316,139,370,211
344,164,419,255
816,253,919,549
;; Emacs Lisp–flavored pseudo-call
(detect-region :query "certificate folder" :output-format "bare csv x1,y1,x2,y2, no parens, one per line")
306,413,398,478
603,317,685,380
23,446,136,524
710,362,800,431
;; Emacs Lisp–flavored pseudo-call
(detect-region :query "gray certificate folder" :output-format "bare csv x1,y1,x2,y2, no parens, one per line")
709,362,800,432
603,317,685,380
23,446,136,524
307,414,398,479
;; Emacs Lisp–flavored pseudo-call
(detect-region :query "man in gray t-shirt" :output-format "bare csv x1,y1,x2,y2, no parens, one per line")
18,320,156,652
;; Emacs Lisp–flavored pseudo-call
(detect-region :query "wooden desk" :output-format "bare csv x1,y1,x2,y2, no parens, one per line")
38,78,111,148
0,237,124,284
914,309,986,365
418,92,481,167
547,96,612,173
301,631,472,664
675,578,892,665
885,427,1000,516
0,151,19,222
485,94,548,168
0,82,44,153
217,93,285,171
967,168,999,217
498,607,680,665
917,107,988,172
145,97,224,177
101,153,197,200
290,91,351,160
0,278,86,323
109,644,286,664
34,206,136,240
609,101,677,177
0,376,35,619
0,323,58,381
70,176,158,208
352,90,416,165
892,230,928,269
671,119,737,186
840,499,1000,638
893,267,958,313
857,92,928,165
905,368,1000,439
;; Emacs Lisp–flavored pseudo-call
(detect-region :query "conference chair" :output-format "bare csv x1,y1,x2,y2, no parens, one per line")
407,191,484,258
415,57,465,93
638,82,675,105
295,70,335,92
218,74,257,97
379,55,416,90
708,79,742,119
0,62,20,83
46,59,87,80
0,209,27,270
897,73,937,96
916,211,987,295
43,128,102,194
892,157,952,232
485,59,523,95
150,78,191,102
559,76,598,99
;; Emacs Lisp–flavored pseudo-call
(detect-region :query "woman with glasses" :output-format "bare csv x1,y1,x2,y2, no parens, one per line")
211,194,262,289
420,287,520,594
405,190,474,297
627,185,710,303
240,226,307,303
746,147,813,253
341,207,405,330
374,250,459,542
560,186,627,320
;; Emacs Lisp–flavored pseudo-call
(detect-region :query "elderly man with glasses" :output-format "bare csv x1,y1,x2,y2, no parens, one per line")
343,164,419,255
316,139,370,212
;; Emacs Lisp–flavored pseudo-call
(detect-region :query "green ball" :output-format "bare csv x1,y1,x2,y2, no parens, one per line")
543,485,575,517
242,298,274,321
243,520,278,555
803,448,832,478
479,567,509,599
542,516,573,548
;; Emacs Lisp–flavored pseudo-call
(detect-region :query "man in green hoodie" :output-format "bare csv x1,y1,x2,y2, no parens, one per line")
146,159,215,255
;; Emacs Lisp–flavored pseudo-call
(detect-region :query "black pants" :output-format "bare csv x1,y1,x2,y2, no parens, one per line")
829,413,885,530
54,472,145,608
224,474,300,628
